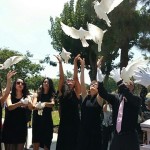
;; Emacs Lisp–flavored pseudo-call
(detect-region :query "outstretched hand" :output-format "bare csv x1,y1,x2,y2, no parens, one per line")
74,54,80,63
79,57,85,68
54,55,62,64
97,56,103,68
7,70,17,80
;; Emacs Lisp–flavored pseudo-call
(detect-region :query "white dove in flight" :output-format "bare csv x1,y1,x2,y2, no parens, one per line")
120,58,149,83
87,23,107,52
60,48,71,63
93,0,124,27
60,22,92,47
0,56,26,70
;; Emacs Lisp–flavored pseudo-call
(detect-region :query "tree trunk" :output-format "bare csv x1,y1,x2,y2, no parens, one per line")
88,47,97,81
120,41,130,69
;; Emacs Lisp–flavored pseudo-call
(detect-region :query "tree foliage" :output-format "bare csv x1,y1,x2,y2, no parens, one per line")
49,0,150,82
0,48,44,88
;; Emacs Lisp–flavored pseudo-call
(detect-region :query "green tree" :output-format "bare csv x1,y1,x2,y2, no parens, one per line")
25,75,44,91
0,48,44,88
49,0,150,82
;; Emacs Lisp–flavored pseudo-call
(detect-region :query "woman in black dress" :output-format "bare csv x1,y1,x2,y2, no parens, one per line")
2,78,32,150
55,54,81,150
0,71,16,150
32,77,55,150
77,57,103,150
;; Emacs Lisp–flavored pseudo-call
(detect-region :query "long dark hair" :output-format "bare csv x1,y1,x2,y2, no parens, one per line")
11,79,29,99
37,77,56,99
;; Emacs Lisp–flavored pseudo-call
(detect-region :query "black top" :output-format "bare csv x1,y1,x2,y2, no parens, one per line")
98,81,141,133
81,95,102,131
32,94,53,148
59,90,80,123
56,90,80,150
77,95,102,150
2,97,27,143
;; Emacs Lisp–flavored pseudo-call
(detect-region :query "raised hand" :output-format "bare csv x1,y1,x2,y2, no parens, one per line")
7,70,17,80
54,55,62,63
79,57,85,68
74,54,80,63
97,56,103,68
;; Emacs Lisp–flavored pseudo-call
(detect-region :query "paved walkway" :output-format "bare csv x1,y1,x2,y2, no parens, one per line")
26,128,57,150
2,118,58,150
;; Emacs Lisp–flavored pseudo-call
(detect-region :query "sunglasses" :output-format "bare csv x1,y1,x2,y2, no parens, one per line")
43,81,49,84
66,78,74,82
16,81,24,85
90,83,98,86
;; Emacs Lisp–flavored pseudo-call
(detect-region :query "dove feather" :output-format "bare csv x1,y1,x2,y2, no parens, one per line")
100,0,124,14
1,56,25,69
87,23,106,51
125,59,148,78
61,22,79,39
107,0,124,14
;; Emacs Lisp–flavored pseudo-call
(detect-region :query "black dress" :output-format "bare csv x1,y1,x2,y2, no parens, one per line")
77,95,102,150
2,97,27,144
56,90,80,150
32,94,53,149
0,105,2,150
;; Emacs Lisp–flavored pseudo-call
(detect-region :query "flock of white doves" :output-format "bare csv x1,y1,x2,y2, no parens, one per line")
0,0,150,89
60,0,124,63
60,0,150,88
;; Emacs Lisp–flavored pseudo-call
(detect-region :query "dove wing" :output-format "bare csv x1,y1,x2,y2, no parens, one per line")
107,0,124,14
79,28,92,40
3,57,13,69
60,22,79,39
100,0,114,13
125,59,148,78
61,48,71,63
87,23,105,43
0,64,3,69
11,56,25,65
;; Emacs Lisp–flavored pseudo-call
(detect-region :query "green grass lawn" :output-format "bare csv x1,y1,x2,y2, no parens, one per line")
52,110,60,126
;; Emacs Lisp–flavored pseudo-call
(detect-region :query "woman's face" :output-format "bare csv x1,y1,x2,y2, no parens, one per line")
125,81,134,92
15,79,24,91
89,80,98,94
66,78,75,89
43,79,50,90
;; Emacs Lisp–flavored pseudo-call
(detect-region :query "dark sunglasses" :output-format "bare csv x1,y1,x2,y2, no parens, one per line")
90,83,98,86
43,81,49,84
16,81,24,85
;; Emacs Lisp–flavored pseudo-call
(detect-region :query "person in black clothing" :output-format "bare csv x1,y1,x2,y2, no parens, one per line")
0,71,16,150
2,78,32,150
137,86,148,144
55,54,81,150
77,57,103,150
97,68,141,150
32,77,55,150
140,86,148,113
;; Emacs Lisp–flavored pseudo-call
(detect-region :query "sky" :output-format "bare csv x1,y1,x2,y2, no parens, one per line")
0,0,149,84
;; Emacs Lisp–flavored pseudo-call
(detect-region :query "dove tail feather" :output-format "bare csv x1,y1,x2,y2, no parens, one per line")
98,43,101,52
81,39,89,47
